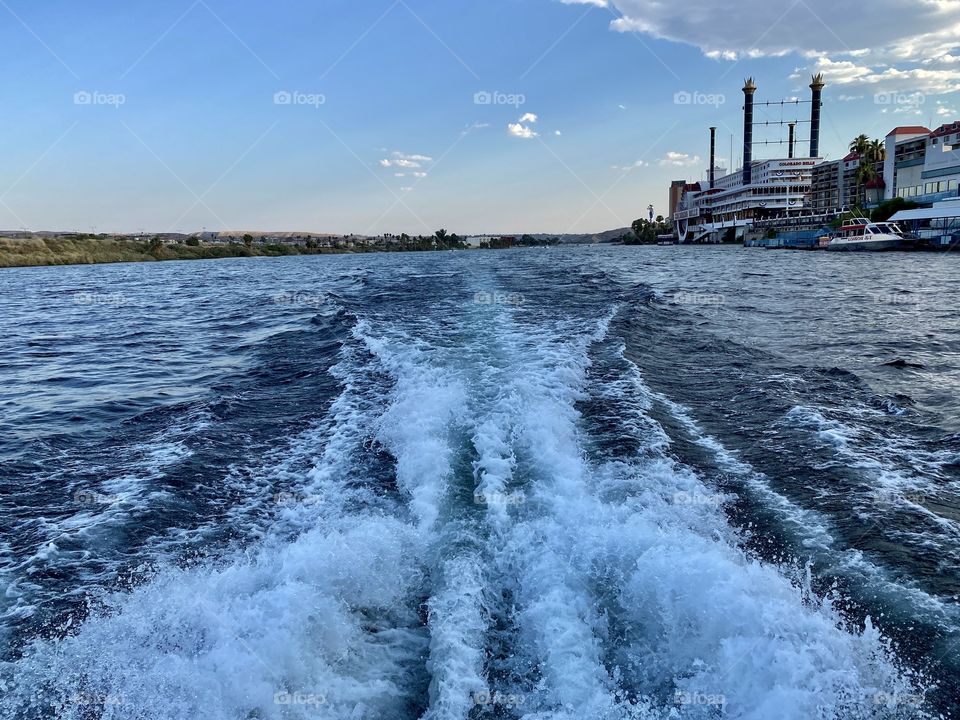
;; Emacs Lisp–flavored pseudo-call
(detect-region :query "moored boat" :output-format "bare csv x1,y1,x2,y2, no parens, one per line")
826,219,912,251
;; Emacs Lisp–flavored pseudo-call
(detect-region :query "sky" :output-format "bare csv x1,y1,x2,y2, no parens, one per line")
1,0,959,236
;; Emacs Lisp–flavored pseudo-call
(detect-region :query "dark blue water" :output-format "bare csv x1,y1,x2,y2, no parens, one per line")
0,247,958,719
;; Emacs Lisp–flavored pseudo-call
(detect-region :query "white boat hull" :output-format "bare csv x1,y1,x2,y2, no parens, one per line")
826,236,905,252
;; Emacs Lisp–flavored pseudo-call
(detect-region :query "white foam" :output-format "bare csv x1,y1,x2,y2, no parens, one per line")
421,550,489,720
786,404,960,540
650,386,960,646
2,290,937,720
654,391,838,553
477,309,929,718
4,517,429,720
3,327,434,720
355,319,492,719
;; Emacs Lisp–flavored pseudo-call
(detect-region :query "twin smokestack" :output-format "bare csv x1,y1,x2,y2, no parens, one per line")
718,75,824,187
741,77,757,186
809,73,825,158
709,127,716,189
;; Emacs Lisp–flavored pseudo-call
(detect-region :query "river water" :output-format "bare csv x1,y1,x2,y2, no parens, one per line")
1,245,958,719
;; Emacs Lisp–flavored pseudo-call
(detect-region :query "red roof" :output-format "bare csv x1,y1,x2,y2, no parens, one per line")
843,151,861,161
885,125,931,137
931,122,960,138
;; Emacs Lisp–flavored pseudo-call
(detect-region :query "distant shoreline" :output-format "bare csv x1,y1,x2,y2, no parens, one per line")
0,236,481,269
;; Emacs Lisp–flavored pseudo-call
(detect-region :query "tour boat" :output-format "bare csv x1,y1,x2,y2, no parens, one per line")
826,219,911,251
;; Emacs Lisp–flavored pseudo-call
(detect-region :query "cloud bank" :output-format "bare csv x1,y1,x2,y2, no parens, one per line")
560,0,960,94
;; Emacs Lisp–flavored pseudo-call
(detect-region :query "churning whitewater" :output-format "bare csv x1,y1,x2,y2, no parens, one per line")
1,248,956,719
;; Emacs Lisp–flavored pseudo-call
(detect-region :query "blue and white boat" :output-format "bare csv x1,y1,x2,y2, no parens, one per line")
826,219,911,251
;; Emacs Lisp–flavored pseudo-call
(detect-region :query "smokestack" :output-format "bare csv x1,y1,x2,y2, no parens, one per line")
788,122,796,159
809,73,824,158
709,126,716,188
742,78,756,186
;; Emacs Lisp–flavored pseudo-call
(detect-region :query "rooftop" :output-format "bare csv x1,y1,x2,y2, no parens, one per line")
885,125,931,137
931,121,960,138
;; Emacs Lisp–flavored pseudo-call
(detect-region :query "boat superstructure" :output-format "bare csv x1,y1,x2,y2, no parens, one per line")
673,158,819,243
670,77,824,244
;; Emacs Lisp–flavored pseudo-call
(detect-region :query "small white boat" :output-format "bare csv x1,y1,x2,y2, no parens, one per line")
826,219,910,252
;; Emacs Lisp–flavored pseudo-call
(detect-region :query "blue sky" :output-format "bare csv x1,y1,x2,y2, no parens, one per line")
1,0,958,235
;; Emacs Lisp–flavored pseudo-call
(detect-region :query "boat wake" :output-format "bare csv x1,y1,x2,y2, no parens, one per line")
0,293,935,720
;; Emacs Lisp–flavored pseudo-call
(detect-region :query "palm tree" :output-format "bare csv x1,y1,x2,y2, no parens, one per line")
856,161,877,188
847,136,886,205
849,134,870,156
855,160,880,207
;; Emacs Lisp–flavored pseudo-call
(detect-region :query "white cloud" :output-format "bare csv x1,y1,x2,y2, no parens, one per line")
936,100,957,117
379,151,434,169
508,122,538,139
790,56,960,95
659,151,700,168
612,159,649,170
554,130,562,136
461,121,491,136
559,0,607,6
508,112,539,139
567,0,960,99
603,0,960,59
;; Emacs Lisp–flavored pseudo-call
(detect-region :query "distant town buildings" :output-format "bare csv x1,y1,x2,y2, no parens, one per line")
807,124,960,214
665,75,960,242
882,126,930,202
809,152,885,214
885,123,960,203
465,236,501,247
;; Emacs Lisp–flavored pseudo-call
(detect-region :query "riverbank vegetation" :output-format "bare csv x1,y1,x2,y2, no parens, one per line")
624,216,675,244
0,230,484,269
0,236,342,268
